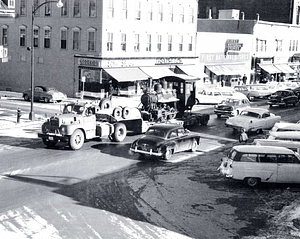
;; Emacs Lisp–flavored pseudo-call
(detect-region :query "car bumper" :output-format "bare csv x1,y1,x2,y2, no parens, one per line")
129,147,163,156
267,101,285,106
38,133,70,142
214,109,234,116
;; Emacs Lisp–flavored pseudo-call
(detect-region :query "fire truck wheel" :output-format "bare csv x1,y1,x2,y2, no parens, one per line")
113,107,123,120
122,107,130,119
23,94,30,101
99,98,112,110
69,129,84,150
112,123,127,142
42,138,57,147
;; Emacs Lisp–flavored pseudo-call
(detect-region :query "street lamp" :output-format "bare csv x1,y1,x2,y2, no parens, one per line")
29,0,63,121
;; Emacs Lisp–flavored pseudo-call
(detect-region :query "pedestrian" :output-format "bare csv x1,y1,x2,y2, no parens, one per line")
108,84,114,100
239,129,248,143
242,74,247,84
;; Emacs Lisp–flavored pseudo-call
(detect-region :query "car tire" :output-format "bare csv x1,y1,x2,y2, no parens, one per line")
24,94,30,101
111,123,127,142
69,129,84,150
44,98,50,103
99,98,112,110
217,114,222,118
42,138,57,147
248,96,254,101
122,107,130,119
163,148,173,160
113,107,123,120
245,177,260,187
190,139,198,152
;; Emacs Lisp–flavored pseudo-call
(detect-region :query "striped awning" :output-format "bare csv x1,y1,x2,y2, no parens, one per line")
103,67,149,82
205,63,253,76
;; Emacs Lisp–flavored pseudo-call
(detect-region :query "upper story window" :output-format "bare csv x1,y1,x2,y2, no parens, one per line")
33,26,39,47
20,0,26,16
8,0,15,8
168,35,172,51
44,26,51,48
158,4,163,21
179,6,184,23
289,40,298,51
189,7,194,23
134,34,140,52
256,39,267,52
157,35,162,52
2,26,8,46
19,26,26,47
121,33,126,52
122,0,127,19
107,32,113,51
108,0,114,18
135,1,141,20
89,0,96,17
146,34,151,52
276,39,282,52
188,36,193,51
73,0,81,17
45,0,51,17
147,3,153,21
33,0,40,16
72,27,81,50
169,5,173,22
60,27,68,49
179,35,183,52
61,0,68,17
87,28,96,51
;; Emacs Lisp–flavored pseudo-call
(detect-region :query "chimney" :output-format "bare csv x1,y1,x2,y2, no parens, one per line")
241,12,245,20
256,13,260,21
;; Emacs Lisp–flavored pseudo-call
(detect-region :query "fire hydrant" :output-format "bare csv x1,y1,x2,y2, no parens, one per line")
17,108,21,123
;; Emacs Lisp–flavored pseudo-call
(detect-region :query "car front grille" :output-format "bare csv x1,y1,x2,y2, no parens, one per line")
50,118,59,127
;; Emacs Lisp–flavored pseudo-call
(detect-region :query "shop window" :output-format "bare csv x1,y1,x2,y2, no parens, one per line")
60,27,68,49
73,0,81,17
134,34,140,52
33,0,40,16
72,28,81,50
61,0,68,17
179,35,183,52
45,0,51,17
20,0,26,16
108,0,114,18
88,28,96,51
146,34,151,52
179,6,184,23
169,4,173,22
135,0,141,20
158,4,163,21
107,32,113,51
168,35,172,51
189,7,194,23
2,26,8,46
121,33,126,52
147,2,153,21
89,0,96,17
33,27,39,47
44,27,51,48
19,26,26,47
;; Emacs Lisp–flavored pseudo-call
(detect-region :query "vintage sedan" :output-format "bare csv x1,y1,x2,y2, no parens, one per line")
214,98,251,118
268,89,298,107
225,108,281,133
23,86,67,103
129,124,200,160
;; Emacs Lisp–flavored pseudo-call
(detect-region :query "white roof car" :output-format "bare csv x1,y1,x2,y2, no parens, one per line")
270,122,300,132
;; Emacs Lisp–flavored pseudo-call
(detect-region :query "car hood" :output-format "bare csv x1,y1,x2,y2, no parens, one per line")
134,135,166,147
49,113,84,126
226,115,253,128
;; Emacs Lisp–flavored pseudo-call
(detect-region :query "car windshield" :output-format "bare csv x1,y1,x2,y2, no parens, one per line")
273,91,287,96
222,99,240,105
47,87,57,91
145,128,166,138
240,110,260,118
227,149,237,160
221,92,233,96
63,104,84,114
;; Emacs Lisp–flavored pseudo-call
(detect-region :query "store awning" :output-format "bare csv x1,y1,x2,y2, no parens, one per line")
139,66,177,79
259,64,282,74
205,64,253,76
176,65,208,78
104,67,149,82
274,64,295,74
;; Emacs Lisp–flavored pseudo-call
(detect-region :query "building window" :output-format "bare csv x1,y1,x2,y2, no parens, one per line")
34,0,40,16
44,27,51,48
158,4,163,21
72,28,80,50
188,36,193,51
89,0,96,17
179,6,184,23
157,35,162,52
73,0,81,17
88,28,96,51
2,27,8,46
135,1,141,20
20,0,26,16
108,0,114,18
179,35,183,52
169,5,173,22
33,27,39,47
289,40,298,51
60,27,67,49
122,0,127,19
168,35,172,51
276,39,282,52
134,34,140,52
189,7,194,23
107,32,113,51
8,0,15,8
19,27,26,47
146,34,151,51
61,0,68,17
45,0,51,17
297,6,300,25
121,33,126,52
147,3,153,21
256,39,267,52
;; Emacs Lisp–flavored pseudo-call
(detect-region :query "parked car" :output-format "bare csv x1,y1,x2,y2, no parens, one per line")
225,108,281,133
246,84,274,99
129,124,200,160
268,89,298,107
233,85,259,101
23,86,67,103
270,122,300,132
214,98,251,118
195,87,247,104
218,145,300,187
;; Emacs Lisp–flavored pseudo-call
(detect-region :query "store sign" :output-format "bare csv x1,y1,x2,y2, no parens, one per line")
78,58,101,68
155,57,183,65
199,52,250,63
